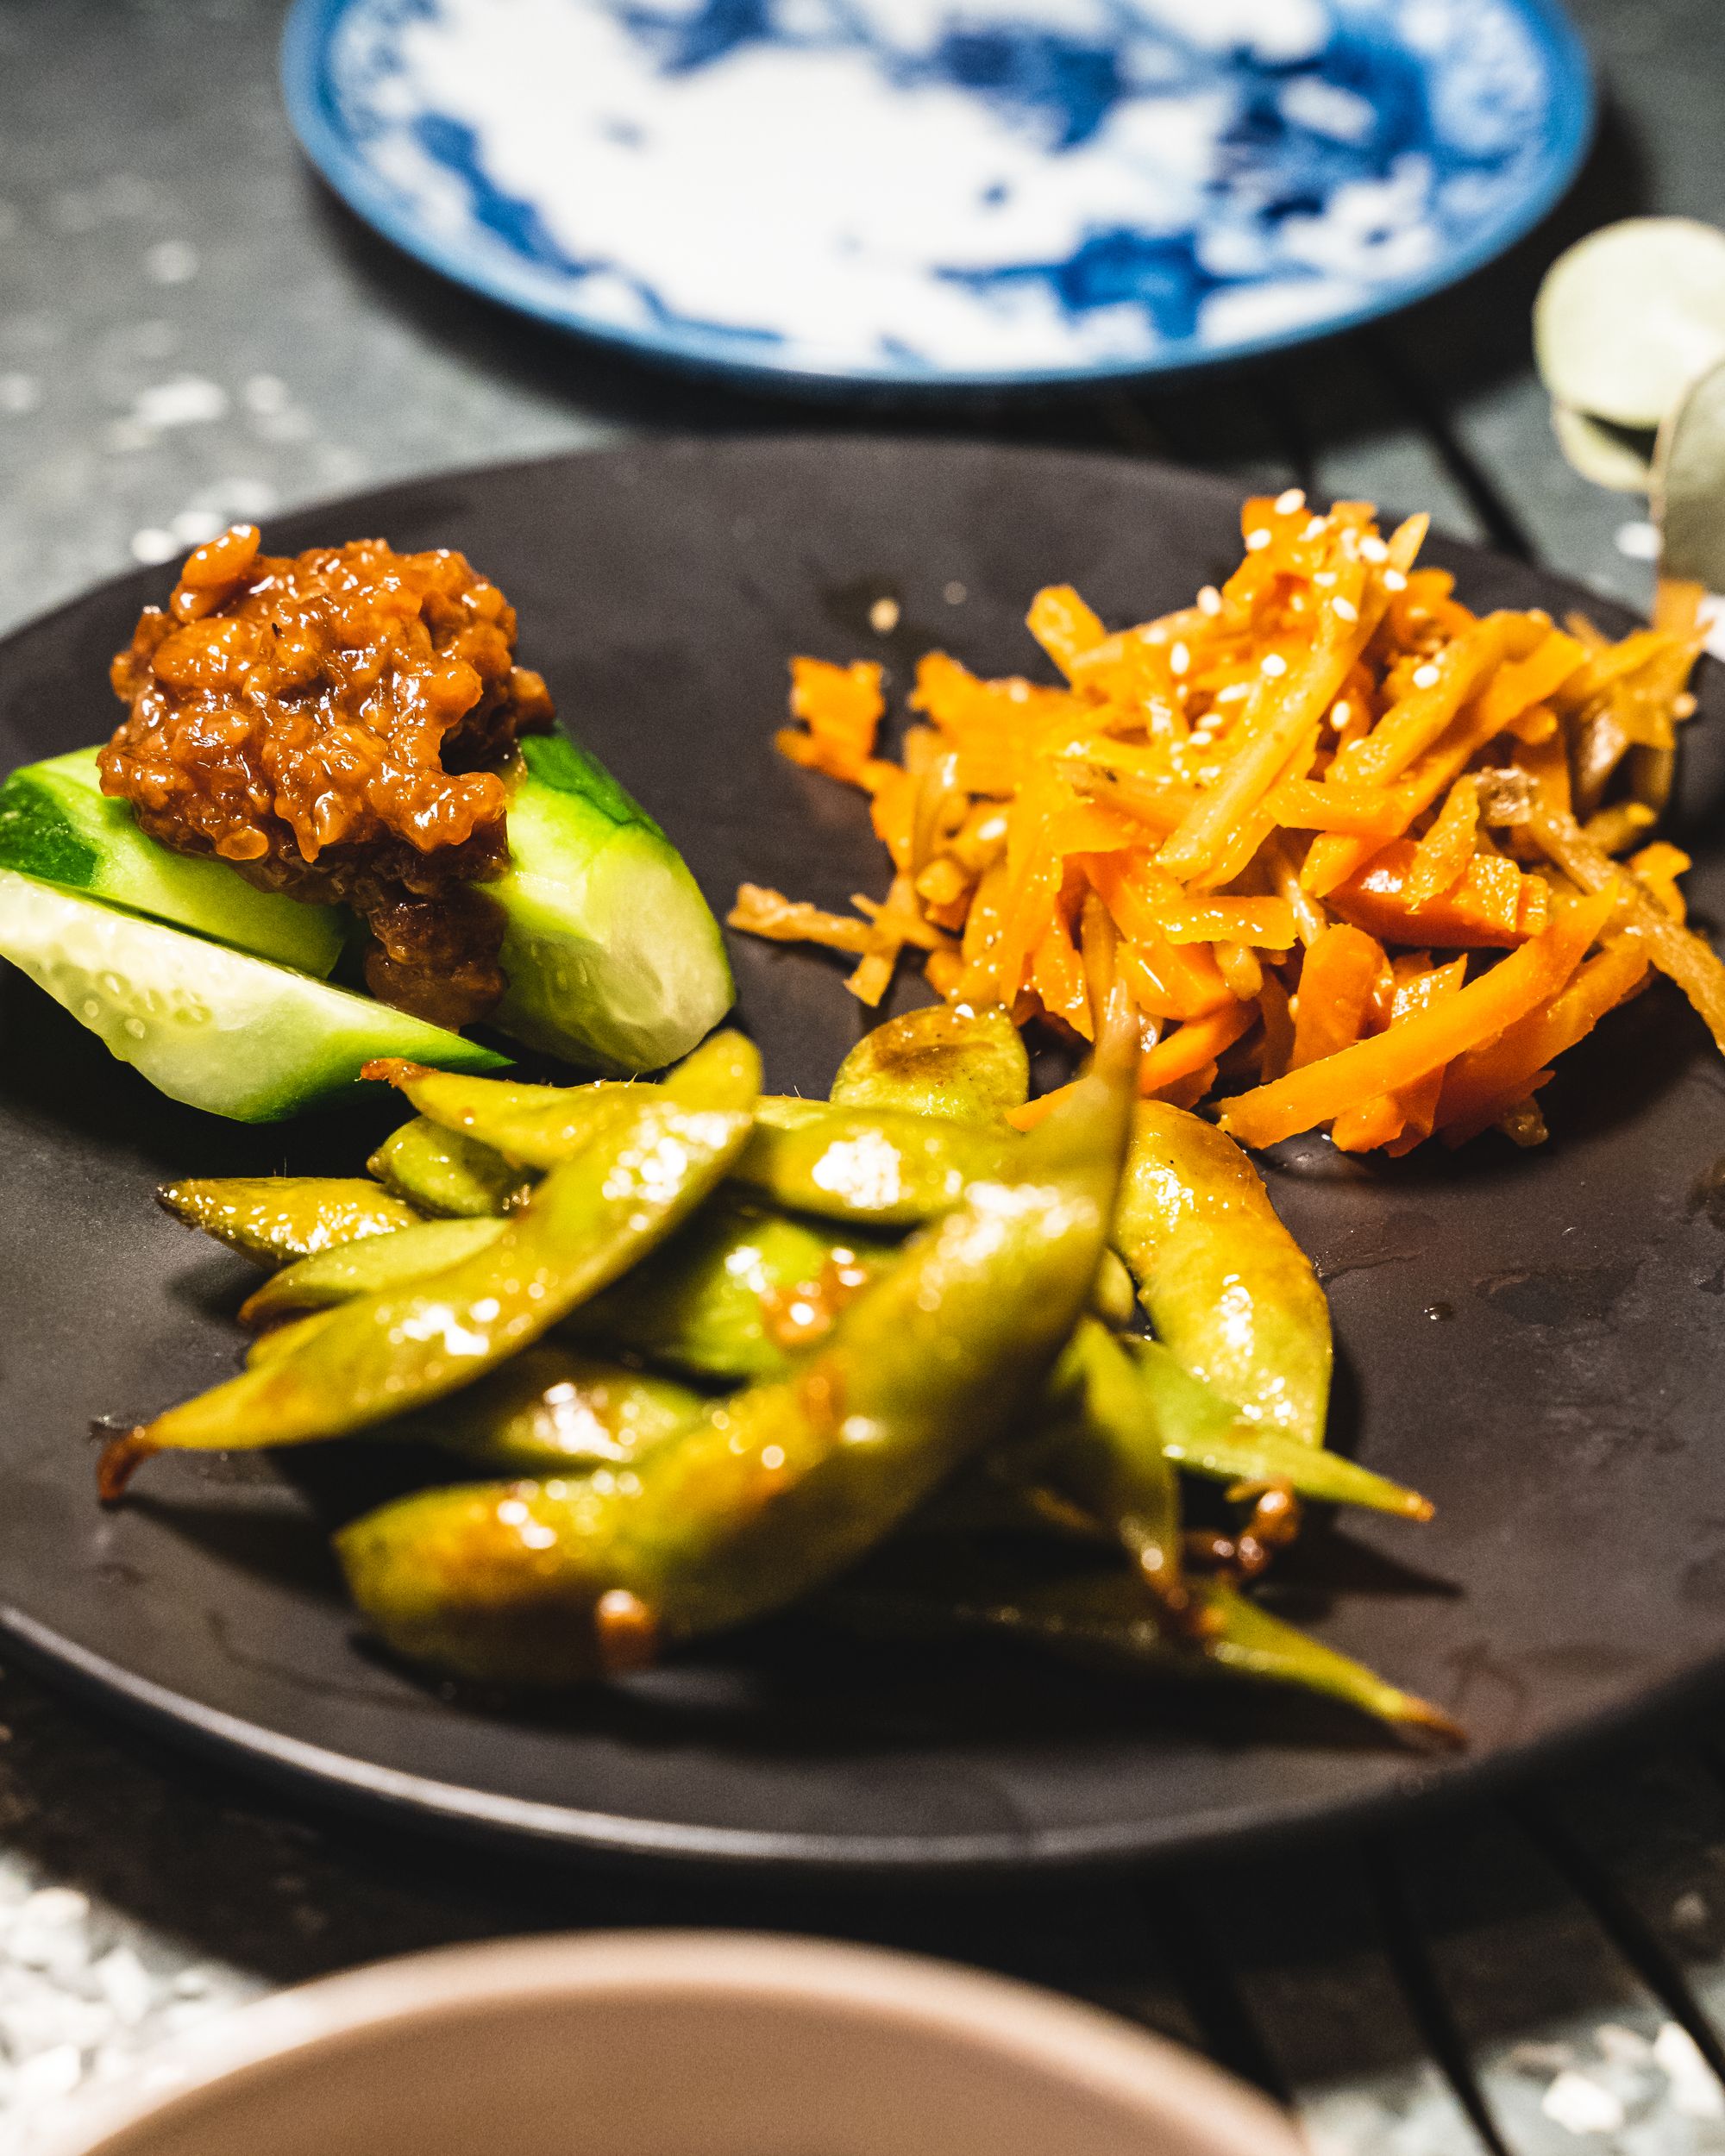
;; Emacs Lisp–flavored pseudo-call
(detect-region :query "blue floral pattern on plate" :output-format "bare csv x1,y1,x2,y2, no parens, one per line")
281,0,1591,385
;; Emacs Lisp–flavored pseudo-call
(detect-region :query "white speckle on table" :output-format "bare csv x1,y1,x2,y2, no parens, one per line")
1615,519,1660,561
869,596,900,634
1594,2021,1652,2065
0,373,40,417
12,2045,83,2107
1541,2068,1625,2134
129,528,179,566
107,419,158,455
131,376,229,429
241,373,289,415
93,1948,153,2029
1510,2040,1576,2074
944,580,968,605
169,507,226,548
1652,2021,1725,2119
145,241,199,285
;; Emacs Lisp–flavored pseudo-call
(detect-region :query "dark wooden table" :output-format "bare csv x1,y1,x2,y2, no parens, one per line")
2,1,1724,2147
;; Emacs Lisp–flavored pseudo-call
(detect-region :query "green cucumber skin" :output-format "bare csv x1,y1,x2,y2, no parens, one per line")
0,868,505,1122
0,749,344,977
491,731,734,1075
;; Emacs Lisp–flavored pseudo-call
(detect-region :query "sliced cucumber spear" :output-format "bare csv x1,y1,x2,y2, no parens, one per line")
0,868,505,1120
490,732,734,1075
0,748,344,977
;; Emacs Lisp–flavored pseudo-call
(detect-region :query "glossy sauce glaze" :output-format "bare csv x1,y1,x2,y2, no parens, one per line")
101,524,553,1026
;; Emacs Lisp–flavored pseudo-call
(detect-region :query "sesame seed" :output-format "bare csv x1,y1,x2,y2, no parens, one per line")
1331,596,1358,623
869,596,900,635
1170,641,1190,676
1360,536,1389,564
1274,487,1306,515
1675,692,1698,719
1261,653,1289,678
1313,569,1338,587
1217,682,1251,704
1196,585,1222,616
1302,516,1327,539
1330,700,1352,730
1383,567,1408,592
1413,663,1441,689
1245,529,1271,552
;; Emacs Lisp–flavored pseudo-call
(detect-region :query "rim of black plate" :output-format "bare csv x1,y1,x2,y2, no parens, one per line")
278,0,1596,395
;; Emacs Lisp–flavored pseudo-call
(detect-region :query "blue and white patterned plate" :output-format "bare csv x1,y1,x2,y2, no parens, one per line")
282,0,1592,387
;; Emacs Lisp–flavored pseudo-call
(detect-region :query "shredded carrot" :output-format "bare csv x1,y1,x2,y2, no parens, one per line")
1218,895,1612,1150
1290,924,1386,1069
1327,841,1545,950
1138,1002,1256,1100
732,498,1707,1155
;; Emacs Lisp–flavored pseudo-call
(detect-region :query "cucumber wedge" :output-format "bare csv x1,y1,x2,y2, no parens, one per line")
490,732,733,1075
0,748,344,976
0,869,505,1120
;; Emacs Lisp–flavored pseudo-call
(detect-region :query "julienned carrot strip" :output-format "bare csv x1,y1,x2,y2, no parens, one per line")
1138,1000,1255,1098
1027,585,1107,676
1327,840,1542,950
1335,615,1526,789
1266,779,1405,838
1472,629,1589,734
1435,937,1649,1143
1339,957,1467,1156
1006,1081,1079,1132
1117,942,1237,1022
1514,730,1571,821
1217,893,1613,1150
1289,924,1386,1069
1032,906,1090,1035
1406,778,1478,905
776,657,886,783
1302,686,1538,898
1156,537,1387,880
1155,898,1298,949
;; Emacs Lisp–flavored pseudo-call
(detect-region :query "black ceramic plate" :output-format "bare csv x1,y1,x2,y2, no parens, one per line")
3,437,1724,1874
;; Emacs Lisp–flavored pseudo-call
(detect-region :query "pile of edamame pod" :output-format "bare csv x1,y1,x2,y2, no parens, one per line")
102,993,1457,1739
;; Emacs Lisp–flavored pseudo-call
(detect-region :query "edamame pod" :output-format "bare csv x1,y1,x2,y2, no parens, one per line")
239,1217,509,1324
567,1197,894,1382
1121,1338,1430,1519
825,1553,1458,1739
391,1347,704,1476
336,1037,1135,1685
100,1031,762,1491
368,1117,534,1218
1038,1319,1184,1606
157,1177,421,1264
1114,1102,1333,1446
731,1107,1018,1226
830,1004,1028,1124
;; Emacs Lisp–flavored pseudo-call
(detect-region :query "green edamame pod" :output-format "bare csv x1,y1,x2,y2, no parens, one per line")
1120,1338,1430,1520
830,1004,1028,1124
239,1217,509,1325
731,1106,1017,1226
1037,1319,1183,1605
368,1117,534,1218
336,1037,1135,1685
567,1196,894,1382
157,1178,422,1265
363,1062,640,1166
1114,1102,1333,1446
392,1347,704,1476
825,1552,1457,1739
100,1031,762,1492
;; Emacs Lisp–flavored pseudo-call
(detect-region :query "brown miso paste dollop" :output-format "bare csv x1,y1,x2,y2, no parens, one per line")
100,523,553,1028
